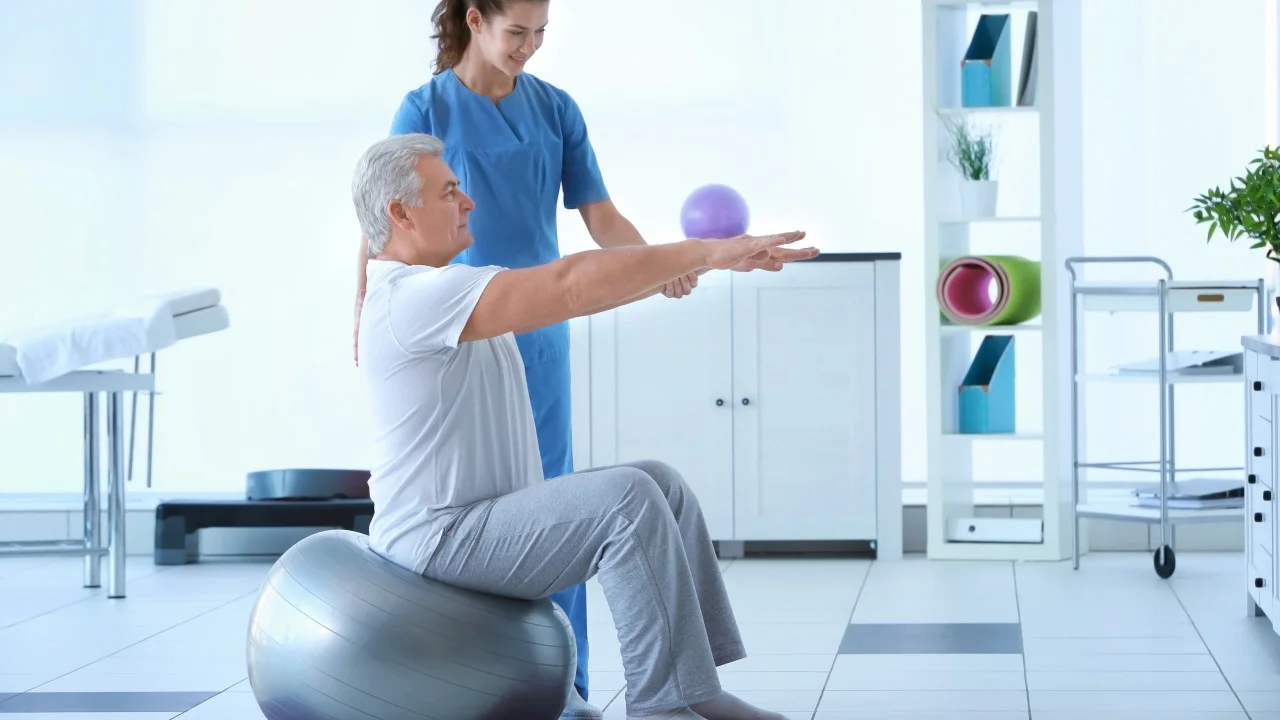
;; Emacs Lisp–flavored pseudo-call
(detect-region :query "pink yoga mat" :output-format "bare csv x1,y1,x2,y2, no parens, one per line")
938,257,1010,325
936,255,1042,326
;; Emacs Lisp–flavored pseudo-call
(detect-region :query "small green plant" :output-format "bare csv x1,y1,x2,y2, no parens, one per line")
1188,145,1280,263
943,116,995,181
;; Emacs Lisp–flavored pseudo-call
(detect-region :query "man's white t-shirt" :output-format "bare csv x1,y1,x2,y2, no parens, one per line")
358,259,544,573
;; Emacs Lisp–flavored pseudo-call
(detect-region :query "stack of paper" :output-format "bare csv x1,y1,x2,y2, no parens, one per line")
1131,478,1244,510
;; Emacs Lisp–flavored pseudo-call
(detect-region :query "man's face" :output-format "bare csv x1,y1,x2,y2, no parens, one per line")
395,155,474,260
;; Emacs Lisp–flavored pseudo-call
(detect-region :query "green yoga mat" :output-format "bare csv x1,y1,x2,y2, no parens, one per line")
937,254,1041,326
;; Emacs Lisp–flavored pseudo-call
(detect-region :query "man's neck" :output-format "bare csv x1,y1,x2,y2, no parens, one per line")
377,244,453,269
452,53,517,102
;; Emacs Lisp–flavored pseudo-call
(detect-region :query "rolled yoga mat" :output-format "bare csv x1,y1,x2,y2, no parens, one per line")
937,255,1041,325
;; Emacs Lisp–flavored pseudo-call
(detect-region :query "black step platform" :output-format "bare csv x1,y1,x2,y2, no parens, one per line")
153,469,373,565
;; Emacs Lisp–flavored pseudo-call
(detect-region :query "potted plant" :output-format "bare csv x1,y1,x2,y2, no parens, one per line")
943,115,998,218
1188,146,1280,312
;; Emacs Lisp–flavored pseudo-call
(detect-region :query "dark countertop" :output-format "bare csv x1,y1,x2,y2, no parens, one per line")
802,252,902,262
1243,335,1280,357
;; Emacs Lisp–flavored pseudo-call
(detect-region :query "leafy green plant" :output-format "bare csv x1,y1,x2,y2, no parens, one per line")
1188,145,1280,262
943,116,995,182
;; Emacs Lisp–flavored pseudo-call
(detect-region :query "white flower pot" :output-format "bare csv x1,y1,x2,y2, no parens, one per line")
960,180,998,219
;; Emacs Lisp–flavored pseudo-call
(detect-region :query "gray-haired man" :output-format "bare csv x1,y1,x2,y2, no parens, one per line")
353,132,815,720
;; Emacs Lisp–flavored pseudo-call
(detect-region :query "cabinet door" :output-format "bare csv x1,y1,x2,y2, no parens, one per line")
587,272,736,540
730,262,879,540
1270,373,1280,621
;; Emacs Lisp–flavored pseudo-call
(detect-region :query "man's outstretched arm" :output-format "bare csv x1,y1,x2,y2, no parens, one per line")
459,232,806,343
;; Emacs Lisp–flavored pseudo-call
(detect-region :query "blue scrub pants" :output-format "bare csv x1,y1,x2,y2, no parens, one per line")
524,356,591,701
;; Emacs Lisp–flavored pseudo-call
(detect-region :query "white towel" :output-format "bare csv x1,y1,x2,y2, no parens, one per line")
3,298,178,385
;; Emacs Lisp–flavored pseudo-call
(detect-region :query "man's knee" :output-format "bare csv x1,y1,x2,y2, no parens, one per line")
604,466,666,506
625,459,686,493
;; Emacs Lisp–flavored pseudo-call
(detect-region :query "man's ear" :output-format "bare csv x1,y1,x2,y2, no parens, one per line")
387,200,414,232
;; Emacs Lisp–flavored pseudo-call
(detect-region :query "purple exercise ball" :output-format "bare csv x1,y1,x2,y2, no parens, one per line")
680,184,750,239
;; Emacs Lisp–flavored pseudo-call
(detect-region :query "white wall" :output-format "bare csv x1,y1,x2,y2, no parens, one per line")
0,0,927,495
0,0,1268,496
1078,0,1269,488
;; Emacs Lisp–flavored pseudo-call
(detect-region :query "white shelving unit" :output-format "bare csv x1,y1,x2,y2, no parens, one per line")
921,0,1083,560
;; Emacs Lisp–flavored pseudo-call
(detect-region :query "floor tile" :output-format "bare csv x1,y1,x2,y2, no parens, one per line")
830,654,1025,673
1029,707,1249,712
0,707,180,712
1239,691,1280,712
824,670,1026,691
839,622,1022,655
811,714,1029,720
1022,636,1209,655
1028,690,1244,713
1024,670,1230,691
172,690,266,719
1022,652,1222,672
818,690,1029,713
0,691,217,713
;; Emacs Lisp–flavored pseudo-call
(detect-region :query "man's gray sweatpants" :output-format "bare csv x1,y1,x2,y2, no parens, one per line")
422,459,747,715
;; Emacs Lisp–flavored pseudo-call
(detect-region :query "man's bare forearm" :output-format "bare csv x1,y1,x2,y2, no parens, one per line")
556,241,708,316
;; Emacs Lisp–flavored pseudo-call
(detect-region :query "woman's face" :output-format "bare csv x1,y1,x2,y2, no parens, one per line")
468,1,549,76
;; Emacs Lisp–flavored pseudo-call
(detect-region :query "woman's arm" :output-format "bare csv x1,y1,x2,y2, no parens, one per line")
579,199,644,248
558,93,697,299
579,199,699,298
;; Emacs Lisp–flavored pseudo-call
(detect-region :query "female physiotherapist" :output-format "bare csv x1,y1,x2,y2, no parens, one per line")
353,1,698,717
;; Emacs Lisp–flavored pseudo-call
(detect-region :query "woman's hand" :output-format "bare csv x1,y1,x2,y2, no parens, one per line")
662,271,700,299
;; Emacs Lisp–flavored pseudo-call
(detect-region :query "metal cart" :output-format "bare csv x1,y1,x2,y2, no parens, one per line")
1065,256,1266,578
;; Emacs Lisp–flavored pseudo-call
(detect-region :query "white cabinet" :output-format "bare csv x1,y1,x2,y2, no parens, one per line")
1243,340,1280,637
576,256,902,559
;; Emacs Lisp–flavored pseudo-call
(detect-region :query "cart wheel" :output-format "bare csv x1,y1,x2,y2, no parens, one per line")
1154,545,1176,579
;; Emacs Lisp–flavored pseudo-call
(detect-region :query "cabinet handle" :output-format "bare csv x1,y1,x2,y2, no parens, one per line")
1255,447,1264,457
715,398,724,407
1255,381,1264,391
1257,578,1266,589
1249,474,1258,484
741,398,751,406
1255,512,1265,523
1266,490,1274,502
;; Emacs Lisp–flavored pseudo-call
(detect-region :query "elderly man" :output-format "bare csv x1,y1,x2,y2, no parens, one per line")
352,132,815,720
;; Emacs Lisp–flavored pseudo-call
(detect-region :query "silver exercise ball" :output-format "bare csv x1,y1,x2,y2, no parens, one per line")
246,529,576,720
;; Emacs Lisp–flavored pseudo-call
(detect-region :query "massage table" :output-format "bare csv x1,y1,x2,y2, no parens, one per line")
0,288,230,598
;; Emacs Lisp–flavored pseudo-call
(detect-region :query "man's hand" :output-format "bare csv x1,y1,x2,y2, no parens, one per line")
662,271,700,299
699,231,810,271
728,245,821,272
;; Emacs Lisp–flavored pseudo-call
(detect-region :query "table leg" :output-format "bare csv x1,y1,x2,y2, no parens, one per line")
83,392,101,589
107,391,127,599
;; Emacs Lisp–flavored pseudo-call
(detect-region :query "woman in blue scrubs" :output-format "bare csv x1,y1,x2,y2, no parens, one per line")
354,1,698,717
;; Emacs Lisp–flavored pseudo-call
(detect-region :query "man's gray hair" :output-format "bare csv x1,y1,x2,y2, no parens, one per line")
351,133,446,256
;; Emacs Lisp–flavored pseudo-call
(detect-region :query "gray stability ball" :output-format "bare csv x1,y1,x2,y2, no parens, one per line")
246,529,576,720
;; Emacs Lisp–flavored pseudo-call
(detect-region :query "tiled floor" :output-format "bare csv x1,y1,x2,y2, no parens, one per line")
0,551,1278,719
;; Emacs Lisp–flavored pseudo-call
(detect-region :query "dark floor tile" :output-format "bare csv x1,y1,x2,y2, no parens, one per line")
839,622,1023,654
0,690,218,713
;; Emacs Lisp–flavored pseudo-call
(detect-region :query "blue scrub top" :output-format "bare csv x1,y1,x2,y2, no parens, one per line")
388,69,609,366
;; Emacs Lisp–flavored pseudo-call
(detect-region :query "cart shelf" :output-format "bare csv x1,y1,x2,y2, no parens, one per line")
1073,279,1260,313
